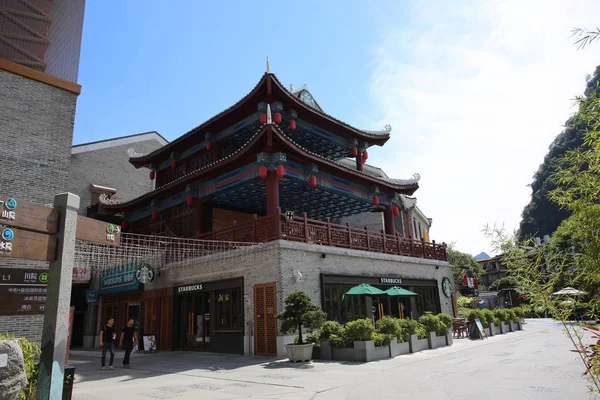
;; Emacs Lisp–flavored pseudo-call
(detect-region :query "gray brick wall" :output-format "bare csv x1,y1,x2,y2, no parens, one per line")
0,68,77,342
68,140,163,214
339,211,385,233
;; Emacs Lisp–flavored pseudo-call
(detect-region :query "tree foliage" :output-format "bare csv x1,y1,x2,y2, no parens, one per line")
485,90,600,392
277,290,325,345
519,65,600,240
446,246,485,293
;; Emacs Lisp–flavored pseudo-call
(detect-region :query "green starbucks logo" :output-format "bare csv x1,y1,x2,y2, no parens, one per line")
442,277,452,298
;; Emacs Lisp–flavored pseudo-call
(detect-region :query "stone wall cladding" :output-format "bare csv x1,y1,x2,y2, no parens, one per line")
68,140,162,214
276,240,454,316
0,69,77,342
339,211,384,233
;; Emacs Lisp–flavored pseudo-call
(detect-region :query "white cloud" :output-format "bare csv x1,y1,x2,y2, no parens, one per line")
368,0,600,256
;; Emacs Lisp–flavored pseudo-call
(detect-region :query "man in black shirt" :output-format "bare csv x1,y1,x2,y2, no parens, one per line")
99,317,116,370
119,318,138,368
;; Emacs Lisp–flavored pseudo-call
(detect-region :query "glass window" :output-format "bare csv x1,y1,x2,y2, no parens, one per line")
215,288,242,330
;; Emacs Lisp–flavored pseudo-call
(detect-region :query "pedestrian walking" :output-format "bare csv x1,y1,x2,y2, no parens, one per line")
99,317,116,370
119,318,138,368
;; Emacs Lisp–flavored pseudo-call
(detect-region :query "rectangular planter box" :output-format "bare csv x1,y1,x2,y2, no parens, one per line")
490,323,500,336
484,327,492,337
353,340,390,362
511,321,519,332
500,322,510,334
332,347,355,362
389,338,411,357
446,331,453,346
428,332,448,349
517,320,523,330
409,334,429,353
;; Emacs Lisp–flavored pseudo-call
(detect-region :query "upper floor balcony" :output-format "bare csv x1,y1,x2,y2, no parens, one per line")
196,211,447,261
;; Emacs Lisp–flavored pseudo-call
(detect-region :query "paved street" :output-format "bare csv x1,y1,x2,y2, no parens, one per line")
70,319,595,400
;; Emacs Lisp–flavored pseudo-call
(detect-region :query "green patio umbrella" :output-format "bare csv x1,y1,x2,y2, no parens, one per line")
383,286,418,297
342,283,385,300
384,286,418,319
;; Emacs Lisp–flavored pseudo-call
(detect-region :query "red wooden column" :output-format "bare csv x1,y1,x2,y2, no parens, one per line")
383,206,396,235
266,171,280,216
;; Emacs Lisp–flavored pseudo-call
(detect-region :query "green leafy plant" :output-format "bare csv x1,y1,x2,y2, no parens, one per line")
457,296,475,309
397,319,417,342
418,312,447,336
0,333,40,400
320,321,344,342
371,332,391,347
278,290,326,345
479,309,496,328
506,309,518,323
466,309,482,323
415,323,428,339
493,309,510,324
437,313,453,330
345,319,374,342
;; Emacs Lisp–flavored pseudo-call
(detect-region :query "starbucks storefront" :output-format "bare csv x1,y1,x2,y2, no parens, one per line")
173,277,244,354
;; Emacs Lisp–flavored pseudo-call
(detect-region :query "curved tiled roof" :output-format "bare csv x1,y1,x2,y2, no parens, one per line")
102,122,416,210
129,72,392,167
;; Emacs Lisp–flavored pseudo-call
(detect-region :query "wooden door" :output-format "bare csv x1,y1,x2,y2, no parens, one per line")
254,283,277,356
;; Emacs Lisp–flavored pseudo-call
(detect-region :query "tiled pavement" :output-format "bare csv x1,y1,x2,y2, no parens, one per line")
69,319,596,400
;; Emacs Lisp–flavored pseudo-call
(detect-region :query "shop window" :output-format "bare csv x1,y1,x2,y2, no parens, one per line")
215,289,242,330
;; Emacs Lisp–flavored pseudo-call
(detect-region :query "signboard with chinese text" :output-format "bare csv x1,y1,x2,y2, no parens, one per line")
0,227,56,262
72,266,91,282
0,196,59,233
0,268,48,315
99,266,139,295
76,216,121,246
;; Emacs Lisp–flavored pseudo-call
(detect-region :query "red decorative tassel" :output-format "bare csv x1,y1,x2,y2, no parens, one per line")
372,195,379,206
149,171,155,180
276,165,285,178
260,113,267,124
186,194,194,206
259,165,268,179
206,141,212,151
152,211,158,220
392,206,399,216
351,147,358,157
274,113,282,124
171,161,177,169
289,120,296,130
309,175,317,187
121,220,128,230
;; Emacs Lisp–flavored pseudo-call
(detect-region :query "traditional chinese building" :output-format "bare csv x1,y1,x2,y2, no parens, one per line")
94,62,454,357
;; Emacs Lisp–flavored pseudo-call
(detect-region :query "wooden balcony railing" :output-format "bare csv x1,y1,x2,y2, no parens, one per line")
196,211,448,261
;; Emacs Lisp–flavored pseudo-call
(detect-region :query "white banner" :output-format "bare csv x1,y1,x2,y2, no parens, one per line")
72,266,91,282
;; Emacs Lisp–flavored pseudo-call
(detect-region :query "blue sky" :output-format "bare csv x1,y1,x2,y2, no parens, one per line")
74,1,600,256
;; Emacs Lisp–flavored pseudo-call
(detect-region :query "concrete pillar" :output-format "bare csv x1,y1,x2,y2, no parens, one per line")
37,193,80,400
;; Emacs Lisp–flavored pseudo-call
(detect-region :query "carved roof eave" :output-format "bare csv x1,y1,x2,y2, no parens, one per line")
270,74,391,144
129,73,392,168
102,125,416,211
128,74,270,168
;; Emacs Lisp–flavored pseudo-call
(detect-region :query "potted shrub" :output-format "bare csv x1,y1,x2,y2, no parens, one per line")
418,313,448,349
377,317,409,356
494,309,511,333
278,290,326,362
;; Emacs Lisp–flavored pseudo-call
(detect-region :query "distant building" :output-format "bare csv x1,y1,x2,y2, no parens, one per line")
478,255,508,287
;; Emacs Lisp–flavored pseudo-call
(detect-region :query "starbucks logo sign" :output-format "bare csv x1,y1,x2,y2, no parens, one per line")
442,277,452,298
136,264,155,284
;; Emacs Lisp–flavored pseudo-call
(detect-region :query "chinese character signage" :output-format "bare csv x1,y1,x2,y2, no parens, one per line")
0,196,59,233
99,266,139,295
0,268,48,315
76,216,121,246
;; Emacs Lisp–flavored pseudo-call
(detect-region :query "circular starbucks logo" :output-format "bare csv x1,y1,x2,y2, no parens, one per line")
442,277,452,298
136,264,155,284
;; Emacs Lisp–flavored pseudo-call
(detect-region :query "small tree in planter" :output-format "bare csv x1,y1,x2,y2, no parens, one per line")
278,290,326,362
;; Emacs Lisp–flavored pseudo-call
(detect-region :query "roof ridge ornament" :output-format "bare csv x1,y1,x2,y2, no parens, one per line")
266,104,272,124
266,57,271,73
361,125,393,135
290,83,294,92
127,148,146,158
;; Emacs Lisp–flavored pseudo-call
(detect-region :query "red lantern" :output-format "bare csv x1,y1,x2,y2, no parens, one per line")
351,147,358,157
288,120,296,130
276,165,285,178
186,194,194,206
274,113,282,124
259,165,268,179
259,113,267,124
149,171,155,180
392,206,399,216
151,211,158,220
372,195,379,206
206,141,212,151
309,175,317,187
121,220,128,230
171,161,177,169
362,150,368,161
